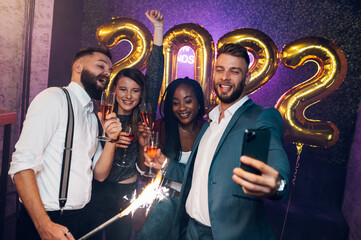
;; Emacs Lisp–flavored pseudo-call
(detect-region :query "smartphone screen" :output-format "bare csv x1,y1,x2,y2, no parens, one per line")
240,129,271,175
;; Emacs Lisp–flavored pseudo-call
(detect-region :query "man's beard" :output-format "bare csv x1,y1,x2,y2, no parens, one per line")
81,69,108,100
214,77,246,104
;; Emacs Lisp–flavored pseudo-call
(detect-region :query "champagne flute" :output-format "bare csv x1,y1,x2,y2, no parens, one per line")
116,125,134,167
97,91,115,141
143,131,159,178
139,102,153,130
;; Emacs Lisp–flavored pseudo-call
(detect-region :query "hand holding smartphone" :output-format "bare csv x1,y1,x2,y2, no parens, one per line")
240,129,271,175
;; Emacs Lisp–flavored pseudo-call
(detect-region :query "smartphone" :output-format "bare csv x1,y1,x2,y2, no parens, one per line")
240,129,271,175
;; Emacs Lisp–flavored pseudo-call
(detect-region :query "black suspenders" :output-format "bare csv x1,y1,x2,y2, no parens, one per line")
59,87,74,213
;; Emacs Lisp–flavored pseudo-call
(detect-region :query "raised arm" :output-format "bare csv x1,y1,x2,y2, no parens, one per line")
232,108,290,199
145,9,164,46
144,10,165,117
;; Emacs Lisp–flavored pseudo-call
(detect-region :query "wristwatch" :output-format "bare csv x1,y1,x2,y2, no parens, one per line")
277,178,286,192
269,178,287,200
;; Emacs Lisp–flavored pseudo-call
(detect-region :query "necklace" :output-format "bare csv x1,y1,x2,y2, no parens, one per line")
179,120,199,135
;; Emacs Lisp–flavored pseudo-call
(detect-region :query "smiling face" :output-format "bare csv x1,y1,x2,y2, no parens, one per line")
172,84,200,126
214,53,251,106
115,76,142,115
79,52,112,100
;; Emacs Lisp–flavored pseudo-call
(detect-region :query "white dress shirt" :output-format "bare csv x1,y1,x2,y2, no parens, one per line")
9,82,102,211
186,96,249,226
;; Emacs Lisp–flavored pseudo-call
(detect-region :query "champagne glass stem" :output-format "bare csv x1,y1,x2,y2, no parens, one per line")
101,128,106,138
148,163,153,175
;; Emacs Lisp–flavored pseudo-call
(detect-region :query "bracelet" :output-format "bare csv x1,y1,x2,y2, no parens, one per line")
109,135,119,143
135,162,146,175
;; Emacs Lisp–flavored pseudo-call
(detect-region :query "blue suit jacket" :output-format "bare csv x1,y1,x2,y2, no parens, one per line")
165,99,290,240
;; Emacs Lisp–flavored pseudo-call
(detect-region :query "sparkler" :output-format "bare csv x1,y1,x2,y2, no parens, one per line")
78,171,165,240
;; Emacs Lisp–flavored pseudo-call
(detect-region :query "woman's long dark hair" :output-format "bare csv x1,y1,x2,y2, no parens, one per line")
110,68,146,133
159,77,205,161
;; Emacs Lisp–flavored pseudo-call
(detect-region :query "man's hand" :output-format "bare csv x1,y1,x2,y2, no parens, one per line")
97,112,122,141
145,10,164,28
37,220,75,240
13,170,75,240
143,146,168,170
232,156,280,198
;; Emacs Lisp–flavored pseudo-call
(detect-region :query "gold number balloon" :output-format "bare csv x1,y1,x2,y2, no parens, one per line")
162,23,215,105
275,37,347,148
217,28,279,95
95,17,348,148
96,17,153,85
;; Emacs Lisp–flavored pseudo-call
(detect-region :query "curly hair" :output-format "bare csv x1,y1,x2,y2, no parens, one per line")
159,77,205,161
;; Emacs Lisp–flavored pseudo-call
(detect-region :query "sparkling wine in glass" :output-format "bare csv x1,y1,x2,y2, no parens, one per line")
97,91,115,141
116,125,134,167
143,131,159,178
139,103,153,129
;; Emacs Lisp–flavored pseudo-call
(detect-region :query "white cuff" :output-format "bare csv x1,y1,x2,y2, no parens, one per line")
135,162,146,175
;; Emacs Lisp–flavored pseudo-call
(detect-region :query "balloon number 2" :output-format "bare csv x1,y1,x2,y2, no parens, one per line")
96,17,153,84
275,37,347,148
96,17,347,148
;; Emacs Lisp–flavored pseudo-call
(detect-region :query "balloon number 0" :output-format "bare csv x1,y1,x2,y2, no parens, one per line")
162,23,215,104
96,18,347,148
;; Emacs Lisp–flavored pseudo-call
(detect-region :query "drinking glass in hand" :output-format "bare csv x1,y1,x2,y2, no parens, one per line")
139,103,153,130
116,125,134,167
143,131,159,178
97,91,115,141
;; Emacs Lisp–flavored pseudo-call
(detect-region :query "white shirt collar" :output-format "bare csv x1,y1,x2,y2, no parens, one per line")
209,95,249,124
68,82,93,112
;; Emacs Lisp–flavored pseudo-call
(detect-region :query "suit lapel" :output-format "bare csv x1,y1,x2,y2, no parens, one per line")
213,99,254,155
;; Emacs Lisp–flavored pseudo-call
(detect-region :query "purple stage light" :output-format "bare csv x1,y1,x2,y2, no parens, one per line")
177,46,195,79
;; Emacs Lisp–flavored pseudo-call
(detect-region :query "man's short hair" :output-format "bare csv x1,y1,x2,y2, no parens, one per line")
217,43,250,66
72,47,112,66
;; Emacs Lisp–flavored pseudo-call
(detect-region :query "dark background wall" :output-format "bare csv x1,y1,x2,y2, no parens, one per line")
48,0,84,87
47,0,361,239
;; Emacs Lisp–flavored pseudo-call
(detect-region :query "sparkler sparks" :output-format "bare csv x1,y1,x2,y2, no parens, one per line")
119,171,166,218
78,171,167,240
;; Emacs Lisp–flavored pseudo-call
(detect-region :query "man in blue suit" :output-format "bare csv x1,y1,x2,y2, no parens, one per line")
144,43,290,240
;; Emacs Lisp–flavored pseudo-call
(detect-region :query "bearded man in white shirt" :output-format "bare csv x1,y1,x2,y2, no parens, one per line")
9,47,122,240
145,43,290,240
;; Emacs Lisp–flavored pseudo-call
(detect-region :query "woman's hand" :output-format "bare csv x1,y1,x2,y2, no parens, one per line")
115,131,132,148
146,10,164,46
145,9,164,28
143,146,168,170
137,122,151,147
